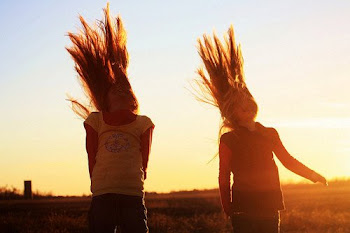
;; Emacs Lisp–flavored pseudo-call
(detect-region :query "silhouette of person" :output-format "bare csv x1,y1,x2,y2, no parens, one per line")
194,25,327,233
67,4,154,232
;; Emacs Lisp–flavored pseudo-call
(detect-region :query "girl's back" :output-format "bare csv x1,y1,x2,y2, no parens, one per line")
194,24,327,233
220,123,284,212
85,112,154,197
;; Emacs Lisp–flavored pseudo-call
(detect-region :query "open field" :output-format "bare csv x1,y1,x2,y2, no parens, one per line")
0,180,349,233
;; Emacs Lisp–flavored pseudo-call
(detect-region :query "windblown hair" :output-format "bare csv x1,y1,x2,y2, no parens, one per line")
194,25,258,133
66,3,138,119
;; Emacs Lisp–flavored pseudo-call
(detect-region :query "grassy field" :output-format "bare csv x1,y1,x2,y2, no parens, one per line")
0,180,349,233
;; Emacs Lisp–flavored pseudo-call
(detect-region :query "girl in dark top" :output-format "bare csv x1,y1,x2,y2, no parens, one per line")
194,26,327,233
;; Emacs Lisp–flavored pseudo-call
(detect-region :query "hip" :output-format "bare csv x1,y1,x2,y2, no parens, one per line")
230,211,280,233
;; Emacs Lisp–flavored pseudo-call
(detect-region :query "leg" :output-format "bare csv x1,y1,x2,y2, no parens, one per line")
231,214,256,233
88,194,118,233
118,195,149,233
257,212,280,233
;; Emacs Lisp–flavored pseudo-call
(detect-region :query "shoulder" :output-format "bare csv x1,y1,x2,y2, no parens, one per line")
137,115,155,133
256,122,280,142
84,112,100,131
85,112,99,120
84,112,100,122
137,115,153,124
220,131,236,145
220,132,230,142
137,114,151,120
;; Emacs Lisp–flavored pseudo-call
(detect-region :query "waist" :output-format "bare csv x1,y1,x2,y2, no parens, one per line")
92,185,144,197
232,170,281,191
91,193,145,207
91,169,145,197
231,189,285,211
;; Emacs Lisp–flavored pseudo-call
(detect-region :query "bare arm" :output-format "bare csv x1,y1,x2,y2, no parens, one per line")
219,141,232,216
84,123,98,179
140,126,154,180
271,129,327,185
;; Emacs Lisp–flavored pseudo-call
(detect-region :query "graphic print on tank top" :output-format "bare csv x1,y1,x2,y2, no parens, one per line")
104,132,130,153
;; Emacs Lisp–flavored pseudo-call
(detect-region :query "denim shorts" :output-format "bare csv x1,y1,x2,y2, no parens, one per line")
88,193,148,233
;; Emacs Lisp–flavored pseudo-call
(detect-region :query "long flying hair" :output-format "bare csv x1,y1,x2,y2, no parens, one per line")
66,3,138,119
194,25,258,135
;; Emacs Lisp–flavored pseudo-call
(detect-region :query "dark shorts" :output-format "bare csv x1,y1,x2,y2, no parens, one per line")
88,193,148,233
230,212,280,233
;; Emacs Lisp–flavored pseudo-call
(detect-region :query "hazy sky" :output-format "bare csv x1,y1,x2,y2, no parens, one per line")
0,0,349,195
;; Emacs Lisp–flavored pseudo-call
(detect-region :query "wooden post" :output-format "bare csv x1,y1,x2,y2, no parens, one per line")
24,180,32,199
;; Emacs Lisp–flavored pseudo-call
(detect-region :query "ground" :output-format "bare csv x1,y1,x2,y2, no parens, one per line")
0,180,349,233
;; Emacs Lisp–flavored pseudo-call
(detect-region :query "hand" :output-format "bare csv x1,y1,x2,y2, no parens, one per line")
318,175,328,186
312,172,328,186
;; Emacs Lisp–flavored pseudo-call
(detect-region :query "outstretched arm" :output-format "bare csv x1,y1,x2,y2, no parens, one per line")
219,141,232,216
271,129,327,185
140,126,154,180
84,123,98,179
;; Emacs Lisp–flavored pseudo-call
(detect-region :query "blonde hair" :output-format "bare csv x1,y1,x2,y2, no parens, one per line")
66,3,138,119
194,25,258,135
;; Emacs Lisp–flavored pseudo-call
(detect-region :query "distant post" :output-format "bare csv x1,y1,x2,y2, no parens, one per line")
24,180,33,199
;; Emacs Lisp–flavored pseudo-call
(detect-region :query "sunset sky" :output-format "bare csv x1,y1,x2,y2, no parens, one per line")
0,0,349,196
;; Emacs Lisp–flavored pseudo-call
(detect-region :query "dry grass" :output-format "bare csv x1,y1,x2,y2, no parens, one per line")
0,180,349,233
